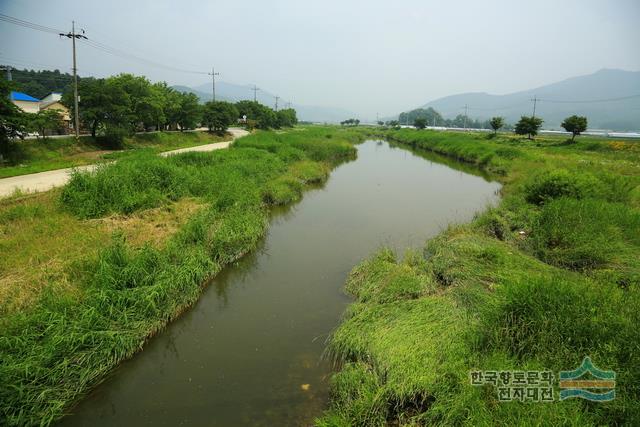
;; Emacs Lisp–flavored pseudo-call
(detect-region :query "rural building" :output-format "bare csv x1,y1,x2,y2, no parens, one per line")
40,92,72,131
10,91,40,113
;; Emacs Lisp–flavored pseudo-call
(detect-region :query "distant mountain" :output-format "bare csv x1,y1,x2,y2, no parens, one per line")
409,69,640,131
172,82,355,123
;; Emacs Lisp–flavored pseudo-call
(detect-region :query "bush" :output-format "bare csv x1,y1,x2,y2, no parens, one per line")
530,198,639,270
523,169,605,205
96,126,130,149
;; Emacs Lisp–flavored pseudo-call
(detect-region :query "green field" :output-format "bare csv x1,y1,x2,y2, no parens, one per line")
318,129,640,425
0,131,231,179
0,127,360,425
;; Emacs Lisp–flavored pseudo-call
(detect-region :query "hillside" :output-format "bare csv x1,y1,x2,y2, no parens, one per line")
413,69,640,131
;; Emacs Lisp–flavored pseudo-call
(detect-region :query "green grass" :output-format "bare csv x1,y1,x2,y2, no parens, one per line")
0,126,360,426
0,131,231,178
318,128,640,426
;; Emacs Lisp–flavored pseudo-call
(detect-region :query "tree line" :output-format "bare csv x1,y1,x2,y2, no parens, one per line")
0,72,297,149
4,67,74,100
399,107,494,130
64,74,297,140
400,106,588,141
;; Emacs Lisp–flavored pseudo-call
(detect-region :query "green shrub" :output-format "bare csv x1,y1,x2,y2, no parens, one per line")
530,198,638,270
523,169,605,205
262,174,303,205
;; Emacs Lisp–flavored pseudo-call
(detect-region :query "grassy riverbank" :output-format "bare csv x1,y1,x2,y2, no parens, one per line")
0,126,359,425
318,129,640,425
0,131,231,179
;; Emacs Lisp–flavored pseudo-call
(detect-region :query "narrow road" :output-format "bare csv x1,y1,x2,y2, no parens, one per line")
0,128,249,198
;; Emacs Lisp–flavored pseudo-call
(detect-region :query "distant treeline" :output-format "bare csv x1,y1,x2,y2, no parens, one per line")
3,67,74,99
398,107,511,130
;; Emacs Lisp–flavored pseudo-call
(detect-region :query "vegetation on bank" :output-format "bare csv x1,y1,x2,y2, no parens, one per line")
318,129,640,425
0,131,231,179
1,73,297,168
0,126,360,426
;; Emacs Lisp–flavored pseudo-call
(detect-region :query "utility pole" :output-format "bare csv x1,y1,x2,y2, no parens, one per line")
285,101,291,109
60,21,86,140
530,95,539,118
274,95,279,111
463,104,468,130
251,84,260,102
208,67,219,102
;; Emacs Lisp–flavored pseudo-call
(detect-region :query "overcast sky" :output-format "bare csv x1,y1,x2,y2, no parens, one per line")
1,0,639,118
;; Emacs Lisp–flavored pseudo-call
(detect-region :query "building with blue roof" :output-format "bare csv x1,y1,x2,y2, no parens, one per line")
10,91,41,113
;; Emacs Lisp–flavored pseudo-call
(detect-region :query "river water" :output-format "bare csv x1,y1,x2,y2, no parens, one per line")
61,140,500,426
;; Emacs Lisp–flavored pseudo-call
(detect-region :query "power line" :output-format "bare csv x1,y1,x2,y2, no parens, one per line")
79,38,208,75
74,19,207,73
0,13,65,35
1,13,209,76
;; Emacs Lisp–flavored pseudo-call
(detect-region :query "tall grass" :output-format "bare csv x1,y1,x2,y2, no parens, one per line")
0,127,359,425
318,128,640,425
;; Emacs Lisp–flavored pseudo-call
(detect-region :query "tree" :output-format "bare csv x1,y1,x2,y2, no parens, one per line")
399,107,443,127
27,109,62,138
515,116,543,140
386,120,400,130
276,108,298,128
414,117,427,129
176,92,201,130
63,77,132,138
489,116,504,135
202,101,239,133
561,115,587,142
377,120,384,126
235,100,276,129
0,79,26,157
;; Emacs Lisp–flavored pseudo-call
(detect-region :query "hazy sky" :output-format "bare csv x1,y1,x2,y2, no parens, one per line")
1,0,639,118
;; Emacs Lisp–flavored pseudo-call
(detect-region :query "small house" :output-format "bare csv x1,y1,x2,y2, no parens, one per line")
10,91,40,114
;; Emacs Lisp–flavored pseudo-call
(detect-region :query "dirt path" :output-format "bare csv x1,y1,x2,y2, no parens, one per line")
0,128,249,198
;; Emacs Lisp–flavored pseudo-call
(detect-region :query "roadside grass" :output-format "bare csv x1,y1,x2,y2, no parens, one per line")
0,131,231,178
0,126,360,426
318,129,640,425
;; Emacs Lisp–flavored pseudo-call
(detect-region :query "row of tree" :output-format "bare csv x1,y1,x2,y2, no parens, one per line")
340,118,360,126
1,73,298,153
410,113,588,141
63,74,297,139
398,107,494,130
398,105,588,141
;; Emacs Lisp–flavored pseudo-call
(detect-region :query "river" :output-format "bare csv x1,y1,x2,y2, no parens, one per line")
61,140,500,426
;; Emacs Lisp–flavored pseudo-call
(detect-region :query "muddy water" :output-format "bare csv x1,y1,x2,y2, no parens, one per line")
61,140,500,426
